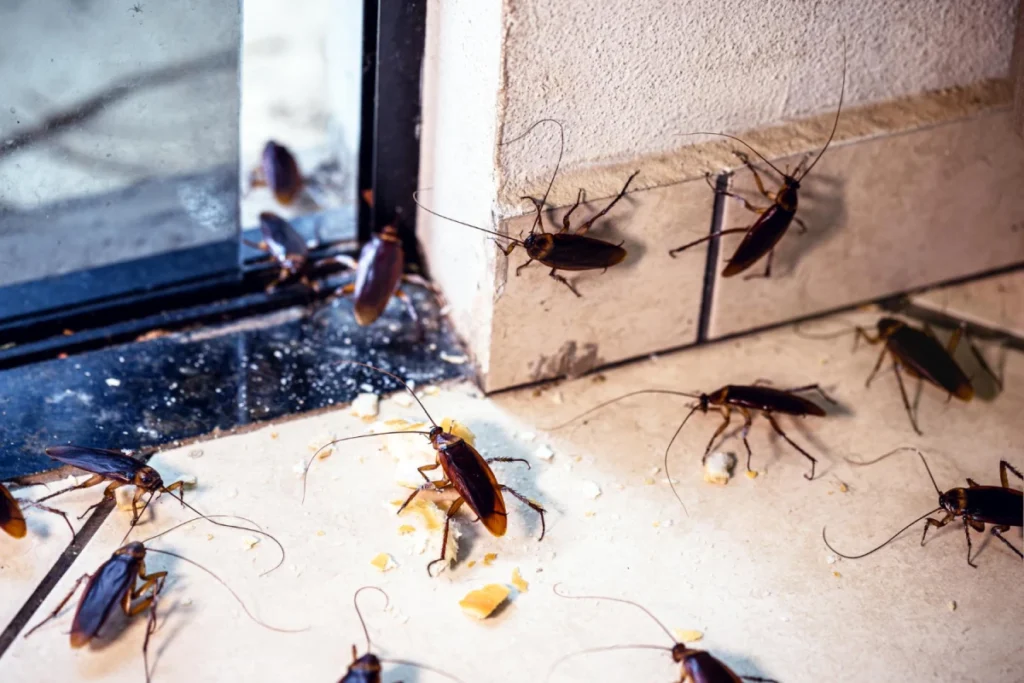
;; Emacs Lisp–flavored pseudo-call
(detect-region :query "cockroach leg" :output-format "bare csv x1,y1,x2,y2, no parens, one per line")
498,485,546,540
742,249,774,280
962,518,980,568
864,346,888,387
142,586,163,683
784,383,839,405
701,405,733,462
549,269,582,298
36,474,106,505
920,512,953,547
574,170,639,236
990,526,1023,558
427,498,465,576
764,413,817,480
562,188,585,233
515,258,535,276
793,216,809,234
397,478,449,515
668,227,750,258
738,407,755,471
415,462,442,484
734,151,775,203
76,480,124,520
892,363,923,435
23,501,76,537
486,457,532,469
1001,460,1023,487
23,574,92,638
394,289,423,340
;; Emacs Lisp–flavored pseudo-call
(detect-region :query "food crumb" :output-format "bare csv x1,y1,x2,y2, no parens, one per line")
652,521,660,528
517,431,536,442
832,571,841,578
316,530,326,537
948,601,957,612
206,534,214,541
397,524,416,535
270,432,279,439
581,481,602,499
643,477,656,485
242,536,260,550
105,378,122,387
550,391,564,405
511,567,529,592
440,351,468,364
371,553,397,572
838,482,849,493
317,447,334,460
459,584,510,620
826,554,837,565
745,470,759,479
673,629,703,642
468,560,477,568
703,452,736,485
350,393,380,418
584,510,596,518
423,385,441,396
483,553,498,566
440,418,476,446
534,444,555,462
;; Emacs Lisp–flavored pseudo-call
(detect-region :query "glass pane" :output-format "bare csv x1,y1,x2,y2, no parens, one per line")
0,1,240,301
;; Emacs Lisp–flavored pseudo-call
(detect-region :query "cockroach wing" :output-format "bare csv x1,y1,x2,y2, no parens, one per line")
886,326,973,400
438,439,507,537
45,446,142,483
0,485,27,538
70,555,137,648
352,235,404,325
542,234,627,271
721,206,793,277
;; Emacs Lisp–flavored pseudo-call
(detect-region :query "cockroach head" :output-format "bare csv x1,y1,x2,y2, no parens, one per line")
349,652,382,674
671,642,688,662
939,488,965,515
134,466,163,491
876,317,902,336
117,541,147,559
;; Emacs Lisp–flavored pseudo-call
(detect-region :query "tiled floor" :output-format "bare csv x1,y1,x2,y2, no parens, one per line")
2,307,1021,682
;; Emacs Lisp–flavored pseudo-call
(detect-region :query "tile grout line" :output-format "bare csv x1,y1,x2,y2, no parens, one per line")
0,500,114,658
696,172,728,343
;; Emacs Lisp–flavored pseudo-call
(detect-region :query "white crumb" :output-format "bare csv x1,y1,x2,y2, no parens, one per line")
703,452,737,485
440,352,468,364
581,481,602,499
517,431,536,442
293,459,309,476
105,378,121,387
392,393,414,407
350,393,380,418
534,444,555,461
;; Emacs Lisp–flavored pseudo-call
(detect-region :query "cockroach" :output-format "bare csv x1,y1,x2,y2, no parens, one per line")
823,447,1022,567
249,140,304,206
340,586,464,683
414,119,637,297
24,516,304,683
1,481,74,538
244,212,325,293
669,44,846,278
800,316,1000,435
36,445,286,573
304,361,546,575
551,382,835,510
549,584,776,683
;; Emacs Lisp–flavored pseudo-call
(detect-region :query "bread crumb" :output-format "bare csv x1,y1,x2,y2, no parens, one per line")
673,629,703,642
242,536,260,550
114,486,137,512
317,447,334,460
703,452,736,485
459,584,510,619
206,534,214,541
483,553,498,566
350,393,380,418
423,385,441,396
517,431,536,442
581,481,602,499
440,352,468,364
534,444,555,461
511,567,529,592
832,571,841,578
396,499,446,531
643,477,656,485
441,418,475,446
838,481,849,493
316,530,326,537
745,469,759,479
397,524,416,535
550,391,564,405
270,432,279,439
371,553,397,572
948,601,957,612
468,560,477,568
584,511,596,518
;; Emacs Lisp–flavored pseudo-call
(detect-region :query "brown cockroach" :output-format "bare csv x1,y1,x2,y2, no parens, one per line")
249,140,305,206
823,447,1022,567
799,316,1000,435
23,516,304,683
304,361,546,575
549,584,777,683
669,44,846,279
244,212,352,294
551,382,835,510
37,445,286,573
339,586,465,683
414,119,637,297
1,482,74,538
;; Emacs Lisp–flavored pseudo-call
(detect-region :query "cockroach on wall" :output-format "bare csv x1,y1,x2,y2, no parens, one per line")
248,140,307,207
1,482,74,538
669,43,846,279
303,361,546,576
24,516,303,683
549,585,777,683
799,316,1000,435
36,445,286,573
551,382,835,510
339,586,465,683
244,212,349,293
414,118,638,297
823,447,1022,567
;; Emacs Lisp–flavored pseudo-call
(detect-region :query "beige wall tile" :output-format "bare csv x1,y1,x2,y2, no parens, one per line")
708,110,1024,339
485,177,712,391
912,268,1024,338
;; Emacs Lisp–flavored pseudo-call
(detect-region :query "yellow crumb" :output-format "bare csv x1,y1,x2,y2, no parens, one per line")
459,584,510,619
441,417,476,446
206,534,214,541
317,447,334,460
832,571,842,578
673,629,703,642
396,499,445,530
397,524,416,535
370,553,397,572
745,470,758,479
584,511,596,518
270,432,279,439
468,560,477,568
838,482,849,493
652,521,661,528
511,568,529,592
643,477,656,485
483,553,498,566
316,530,326,537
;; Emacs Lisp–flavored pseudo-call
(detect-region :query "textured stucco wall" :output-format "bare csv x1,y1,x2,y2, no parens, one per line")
495,0,1017,209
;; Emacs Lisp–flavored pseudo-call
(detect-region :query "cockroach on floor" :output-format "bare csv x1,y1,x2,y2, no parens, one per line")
304,361,546,576
823,447,1022,567
800,316,1000,435
24,516,303,683
669,43,846,279
340,586,465,683
414,118,638,297
244,212,352,293
551,382,835,509
549,585,776,683
36,445,286,573
1,482,74,538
